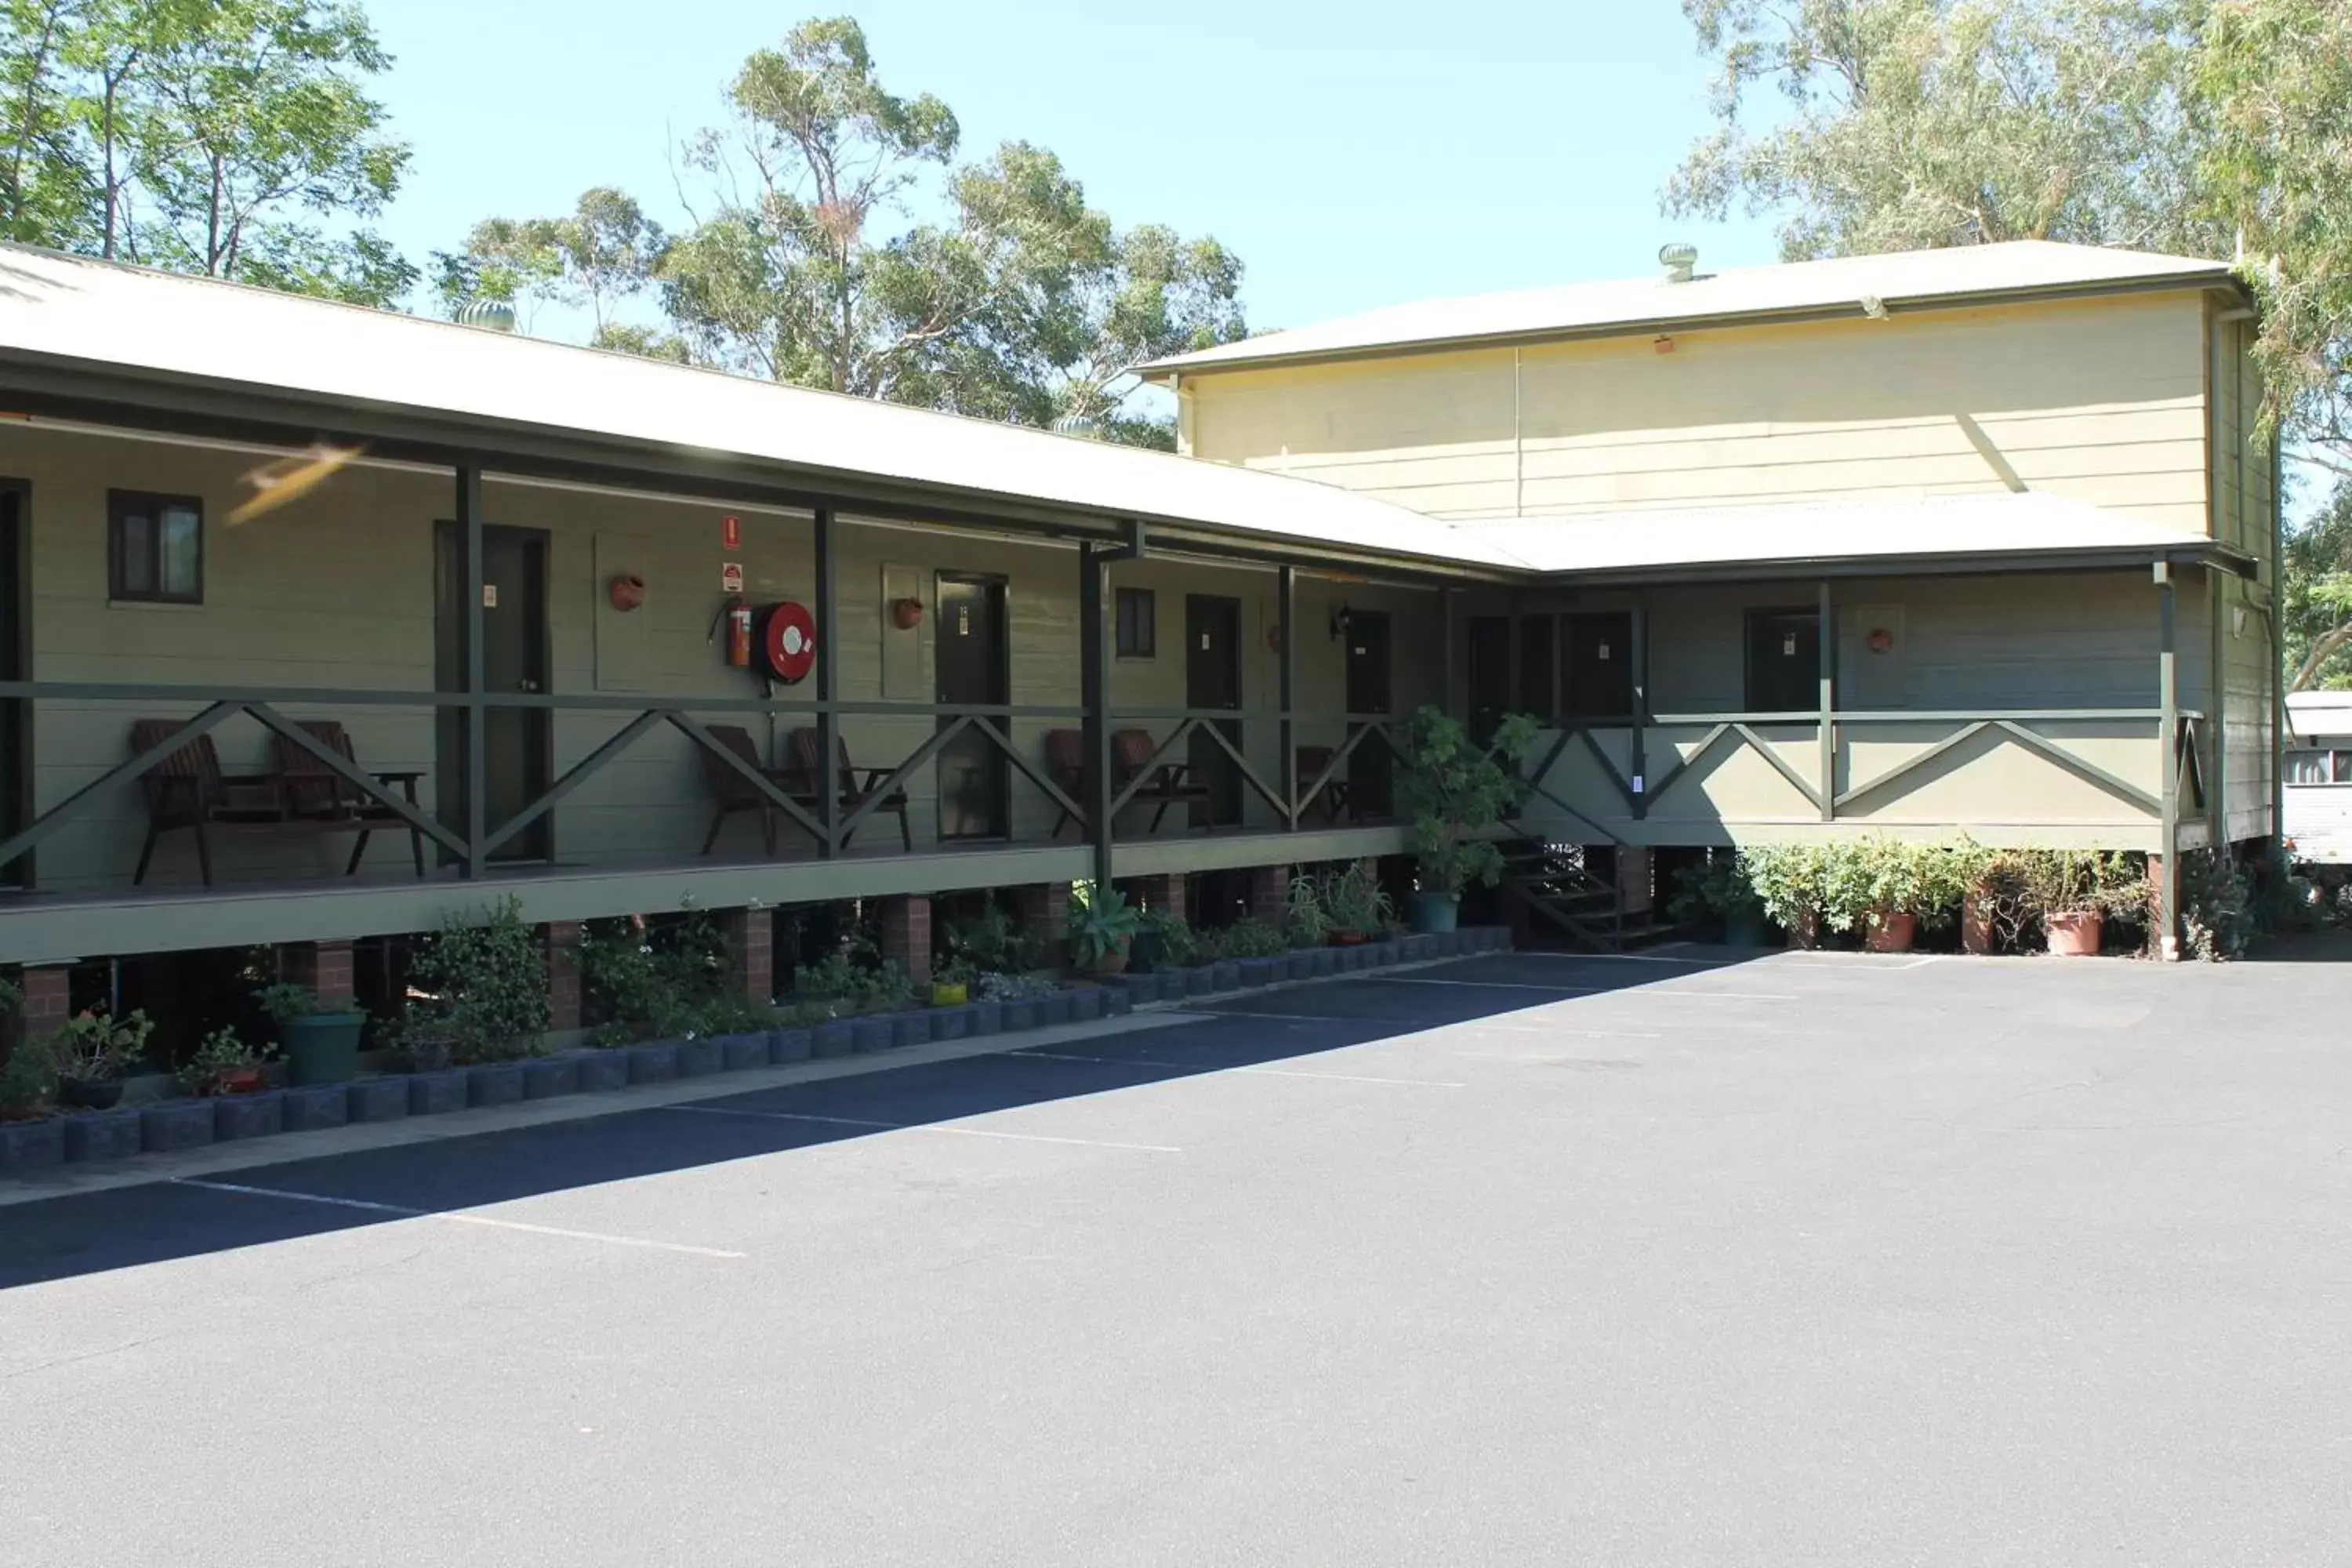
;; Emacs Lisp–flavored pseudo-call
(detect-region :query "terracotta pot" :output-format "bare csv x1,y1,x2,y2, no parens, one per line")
201,1066,267,1097
890,596,924,630
1329,931,1368,947
608,574,645,612
1094,949,1130,977
1783,909,1822,951
2045,909,2103,956
1863,910,1916,953
1962,892,1995,955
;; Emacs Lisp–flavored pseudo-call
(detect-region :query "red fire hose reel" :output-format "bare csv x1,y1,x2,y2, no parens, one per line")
759,601,818,685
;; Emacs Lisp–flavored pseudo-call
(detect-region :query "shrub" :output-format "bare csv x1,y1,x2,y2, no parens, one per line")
1667,852,1764,927
581,912,734,1040
1199,916,1290,960
36,1008,154,1083
179,1027,277,1094
2180,849,2256,961
946,902,1040,974
405,895,552,1062
1742,844,1827,935
1140,907,1197,965
1284,874,1334,947
1066,883,1141,969
1320,860,1394,936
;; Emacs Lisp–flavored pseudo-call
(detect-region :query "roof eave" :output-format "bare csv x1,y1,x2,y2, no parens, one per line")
1534,539,2254,588
0,347,1524,580
1139,268,2247,380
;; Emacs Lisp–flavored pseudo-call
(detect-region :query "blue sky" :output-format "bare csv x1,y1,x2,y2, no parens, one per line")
361,0,1784,340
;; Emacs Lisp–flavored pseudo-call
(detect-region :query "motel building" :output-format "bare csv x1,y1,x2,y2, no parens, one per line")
0,236,2281,1040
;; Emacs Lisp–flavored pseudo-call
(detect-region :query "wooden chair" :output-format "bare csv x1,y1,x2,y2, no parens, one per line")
268,720,427,877
1295,745,1352,822
130,719,369,887
785,728,913,852
1045,727,1210,837
696,724,800,858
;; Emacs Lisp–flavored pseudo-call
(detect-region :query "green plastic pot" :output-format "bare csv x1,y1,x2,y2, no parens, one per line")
1723,908,1770,948
1410,891,1461,934
281,1011,366,1086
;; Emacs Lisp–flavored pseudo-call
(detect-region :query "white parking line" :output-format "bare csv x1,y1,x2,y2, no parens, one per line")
659,1103,1183,1154
171,1178,747,1260
1011,1049,1465,1088
1194,1008,1381,1025
1373,976,1802,1003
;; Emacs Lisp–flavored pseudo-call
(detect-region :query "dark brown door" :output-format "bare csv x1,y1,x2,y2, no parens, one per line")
1565,612,1635,720
0,482,24,887
1518,614,1556,724
1465,615,1510,746
1745,608,1820,713
935,573,1007,841
1345,608,1393,818
1185,593,1242,829
437,523,551,863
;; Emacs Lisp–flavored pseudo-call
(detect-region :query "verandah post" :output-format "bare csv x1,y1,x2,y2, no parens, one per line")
1079,544,1114,889
814,506,840,858
1817,579,1835,822
459,463,487,880
1278,564,1297,831
1629,595,1650,820
2158,562,2180,961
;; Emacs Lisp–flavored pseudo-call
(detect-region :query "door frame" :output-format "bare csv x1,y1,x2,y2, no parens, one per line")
434,520,554,864
0,477,29,888
933,570,1011,842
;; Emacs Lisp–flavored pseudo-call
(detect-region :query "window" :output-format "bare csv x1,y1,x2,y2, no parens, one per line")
2288,749,2352,785
1116,587,1155,658
1744,608,1820,713
109,491,202,604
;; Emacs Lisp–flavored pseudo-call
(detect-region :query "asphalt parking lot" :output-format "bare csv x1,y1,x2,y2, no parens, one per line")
7,946,2351,1566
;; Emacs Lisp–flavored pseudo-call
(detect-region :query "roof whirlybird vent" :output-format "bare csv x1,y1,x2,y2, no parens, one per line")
1658,243,1699,283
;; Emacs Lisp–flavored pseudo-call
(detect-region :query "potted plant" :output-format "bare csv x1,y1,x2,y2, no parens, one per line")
1666,852,1769,946
1067,884,1142,976
1853,837,1927,953
1394,706,1540,932
1322,860,1394,943
931,955,977,1007
1135,908,1196,974
1744,844,1828,949
2025,850,2147,956
180,1026,278,1097
39,1008,154,1109
257,982,368,1086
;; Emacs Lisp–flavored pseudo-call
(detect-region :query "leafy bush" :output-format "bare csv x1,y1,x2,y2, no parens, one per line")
405,895,553,1062
1284,874,1334,947
1320,859,1394,936
1666,852,1764,927
790,953,915,1013
1140,908,1197,965
580,912,735,1040
1198,916,1290,960
946,902,1040,974
1742,844,1828,935
0,1042,55,1115
179,1027,278,1094
977,971,1058,1001
2180,849,2256,961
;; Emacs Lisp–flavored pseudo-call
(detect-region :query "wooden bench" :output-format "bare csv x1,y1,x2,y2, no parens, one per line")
784,728,913,852
132,718,410,887
1045,727,1211,837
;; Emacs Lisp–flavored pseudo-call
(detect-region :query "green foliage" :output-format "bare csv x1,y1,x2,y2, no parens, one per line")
2179,848,2256,960
0,1044,53,1114
438,16,1243,443
1666,852,1765,925
579,912,735,1040
1065,883,1141,968
946,901,1040,974
0,973,20,1019
2283,484,2352,689
1196,916,1289,960
1283,873,1334,947
36,1006,152,1081
1138,906,1196,965
1741,843,1828,934
789,952,915,1013
178,1025,274,1092
2019,848,2150,920
405,895,552,1062
1318,859,1394,936
0,0,413,300
1396,706,1538,895
976,969,1058,1001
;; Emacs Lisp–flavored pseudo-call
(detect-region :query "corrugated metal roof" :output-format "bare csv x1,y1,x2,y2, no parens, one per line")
0,245,1528,571
1142,241,2234,375
1457,492,2214,575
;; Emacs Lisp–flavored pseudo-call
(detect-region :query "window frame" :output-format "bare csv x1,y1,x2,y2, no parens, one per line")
107,489,205,606
1114,586,1156,659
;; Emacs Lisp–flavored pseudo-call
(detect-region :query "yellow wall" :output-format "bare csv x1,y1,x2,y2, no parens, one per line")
1184,292,2215,533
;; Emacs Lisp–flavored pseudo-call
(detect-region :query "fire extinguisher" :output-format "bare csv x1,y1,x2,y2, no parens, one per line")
707,595,752,668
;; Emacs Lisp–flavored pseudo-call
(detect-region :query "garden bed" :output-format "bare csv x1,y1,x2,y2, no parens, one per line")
0,927,1512,1178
